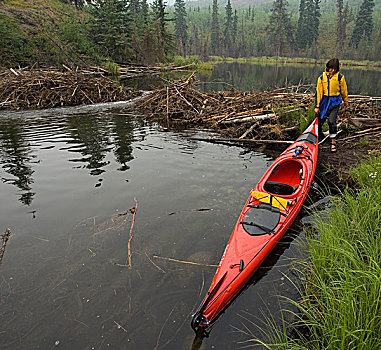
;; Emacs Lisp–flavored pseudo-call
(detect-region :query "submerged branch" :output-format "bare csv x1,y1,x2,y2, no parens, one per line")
0,228,11,264
127,198,138,269
152,255,218,268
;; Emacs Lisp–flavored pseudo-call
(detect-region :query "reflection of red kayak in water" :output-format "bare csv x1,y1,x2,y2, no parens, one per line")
191,118,319,335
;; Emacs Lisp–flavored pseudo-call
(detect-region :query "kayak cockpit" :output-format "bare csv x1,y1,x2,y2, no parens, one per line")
263,160,303,196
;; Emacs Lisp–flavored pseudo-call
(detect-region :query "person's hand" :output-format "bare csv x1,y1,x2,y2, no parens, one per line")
314,108,320,114
343,104,347,110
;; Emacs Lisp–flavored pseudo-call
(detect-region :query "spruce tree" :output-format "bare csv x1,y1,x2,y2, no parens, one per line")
313,0,320,44
233,9,238,46
350,0,375,48
297,0,319,50
211,0,220,56
224,0,233,56
152,0,174,57
174,0,188,56
267,0,295,56
89,0,132,62
297,0,307,48
337,0,344,56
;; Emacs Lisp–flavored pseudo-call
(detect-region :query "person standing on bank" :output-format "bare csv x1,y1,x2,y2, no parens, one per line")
314,58,348,153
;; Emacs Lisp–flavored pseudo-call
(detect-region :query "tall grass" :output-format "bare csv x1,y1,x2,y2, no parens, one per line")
241,155,381,349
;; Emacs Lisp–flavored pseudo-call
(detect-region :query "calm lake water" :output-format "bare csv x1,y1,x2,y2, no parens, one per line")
197,62,381,96
130,62,381,97
0,64,330,349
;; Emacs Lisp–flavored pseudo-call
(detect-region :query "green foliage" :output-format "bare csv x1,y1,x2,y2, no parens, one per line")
350,0,376,48
297,0,320,50
103,60,120,76
349,153,381,188
0,14,31,66
57,16,97,57
3,0,381,68
88,0,132,62
172,55,198,66
224,0,233,56
266,0,296,56
298,105,316,132
174,0,188,55
210,0,220,56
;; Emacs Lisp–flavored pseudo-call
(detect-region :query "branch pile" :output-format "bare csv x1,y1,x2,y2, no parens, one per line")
134,73,381,141
134,73,313,140
118,63,193,79
0,67,142,110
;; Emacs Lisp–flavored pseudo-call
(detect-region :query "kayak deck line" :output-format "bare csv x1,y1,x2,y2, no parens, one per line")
191,118,319,335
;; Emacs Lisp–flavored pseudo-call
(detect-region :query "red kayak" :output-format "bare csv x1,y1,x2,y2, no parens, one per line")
191,118,319,334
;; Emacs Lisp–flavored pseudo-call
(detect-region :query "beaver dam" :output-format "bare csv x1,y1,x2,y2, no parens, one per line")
1,68,381,148
0,66,142,109
134,73,381,144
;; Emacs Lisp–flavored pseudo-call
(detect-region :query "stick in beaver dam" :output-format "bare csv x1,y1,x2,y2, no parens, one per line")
0,228,11,264
127,197,138,269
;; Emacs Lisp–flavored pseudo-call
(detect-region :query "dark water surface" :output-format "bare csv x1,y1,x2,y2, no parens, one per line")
0,104,308,349
128,62,381,97
197,62,381,96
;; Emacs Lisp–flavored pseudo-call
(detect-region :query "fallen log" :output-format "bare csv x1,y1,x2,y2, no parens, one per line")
221,113,276,124
346,117,381,127
191,137,293,145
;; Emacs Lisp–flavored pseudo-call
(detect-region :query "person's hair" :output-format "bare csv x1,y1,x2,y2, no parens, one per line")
326,58,340,72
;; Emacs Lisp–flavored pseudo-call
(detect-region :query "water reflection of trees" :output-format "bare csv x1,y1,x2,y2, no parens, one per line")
0,119,36,205
197,63,381,96
65,114,112,175
112,115,134,171
65,114,136,175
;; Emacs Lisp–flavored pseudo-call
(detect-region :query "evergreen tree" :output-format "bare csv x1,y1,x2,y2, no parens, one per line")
297,0,307,48
343,2,348,43
233,9,238,44
174,0,188,56
313,0,320,44
337,0,345,56
152,0,166,38
129,0,141,26
297,0,319,50
89,0,132,62
224,0,233,56
151,0,174,57
210,0,220,56
267,0,295,56
350,0,375,48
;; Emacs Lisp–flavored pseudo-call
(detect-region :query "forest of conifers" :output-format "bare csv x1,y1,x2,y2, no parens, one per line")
0,0,380,67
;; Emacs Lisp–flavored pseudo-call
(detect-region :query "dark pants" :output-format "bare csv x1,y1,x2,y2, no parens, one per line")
318,105,339,139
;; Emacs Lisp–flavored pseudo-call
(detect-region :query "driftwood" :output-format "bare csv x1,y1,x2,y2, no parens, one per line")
0,228,11,264
127,198,138,269
152,255,218,268
191,137,294,145
118,64,195,79
0,67,142,110
221,113,276,124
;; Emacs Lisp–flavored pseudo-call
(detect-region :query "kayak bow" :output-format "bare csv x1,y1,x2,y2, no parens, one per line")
191,118,319,334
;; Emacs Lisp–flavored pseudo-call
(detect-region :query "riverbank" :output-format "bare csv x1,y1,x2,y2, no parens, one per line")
171,55,381,71
244,154,381,349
